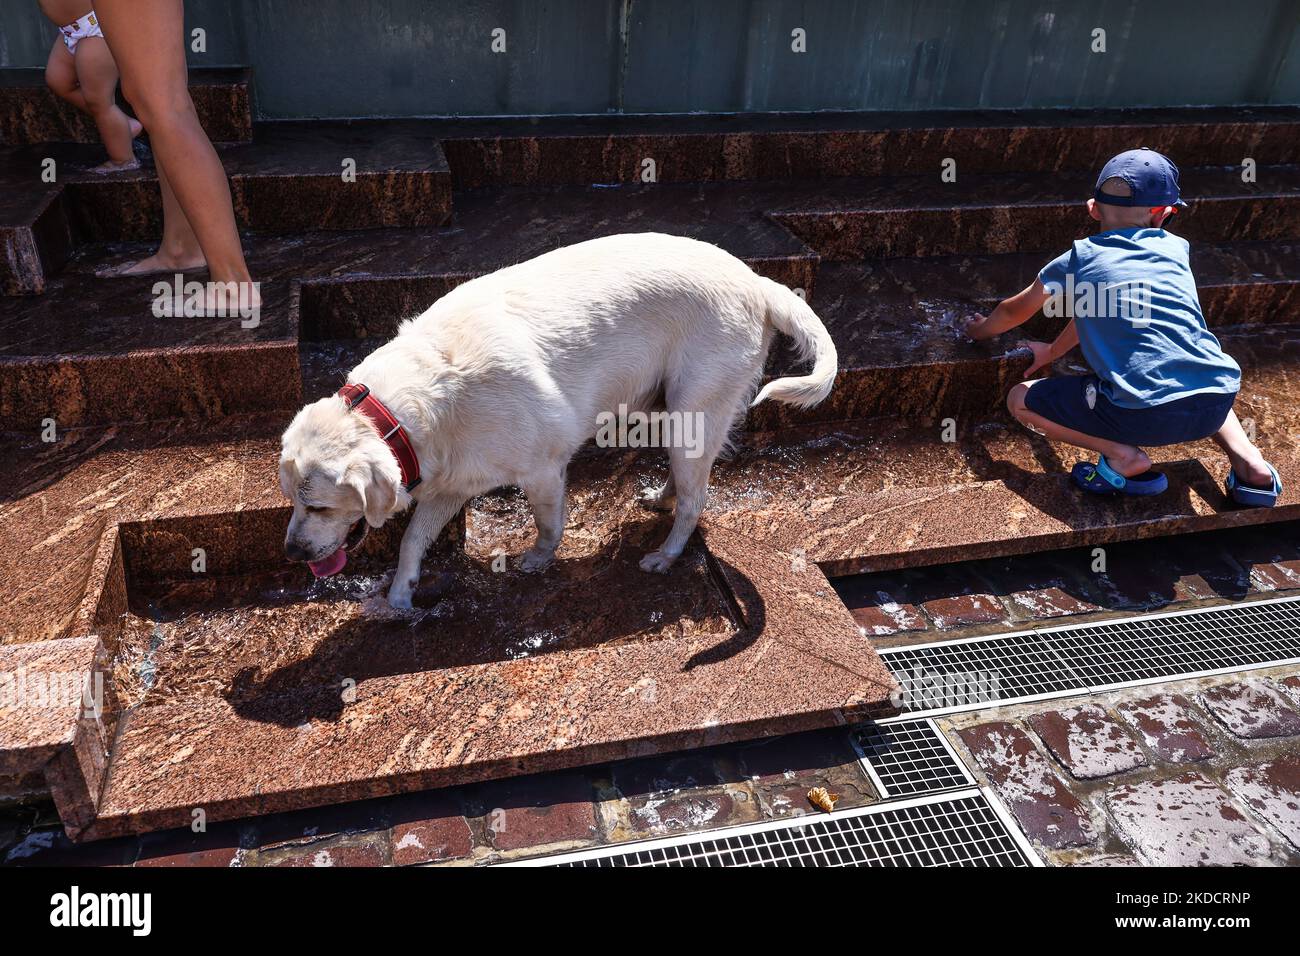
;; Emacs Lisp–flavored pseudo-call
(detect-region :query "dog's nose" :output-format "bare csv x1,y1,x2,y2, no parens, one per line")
285,540,313,562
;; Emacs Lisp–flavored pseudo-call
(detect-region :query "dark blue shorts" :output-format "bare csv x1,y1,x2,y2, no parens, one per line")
1023,376,1236,446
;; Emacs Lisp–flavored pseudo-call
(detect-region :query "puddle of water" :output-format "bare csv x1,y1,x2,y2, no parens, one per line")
114,542,737,710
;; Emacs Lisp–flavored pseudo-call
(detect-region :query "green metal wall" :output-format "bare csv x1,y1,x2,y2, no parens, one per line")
3,0,1298,117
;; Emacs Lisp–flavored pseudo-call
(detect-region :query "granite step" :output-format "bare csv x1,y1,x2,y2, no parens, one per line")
0,120,452,295
19,232,1293,432
36,158,1300,300
78,456,896,839
0,415,288,649
69,390,1300,838
757,251,1300,427
0,66,253,146
709,370,1300,578
0,162,68,295
5,367,1296,838
430,106,1300,186
768,165,1300,259
0,274,300,432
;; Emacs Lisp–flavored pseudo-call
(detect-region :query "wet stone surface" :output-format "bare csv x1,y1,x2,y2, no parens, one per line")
1115,694,1216,763
1028,704,1148,780
1224,754,1300,849
831,522,1300,647
957,721,1095,848
468,772,599,854
1198,679,1300,739
919,592,1007,629
1104,772,1273,866
600,752,760,841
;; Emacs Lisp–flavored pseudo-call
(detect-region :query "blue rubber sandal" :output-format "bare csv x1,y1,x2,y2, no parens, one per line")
1071,456,1169,496
1225,463,1282,508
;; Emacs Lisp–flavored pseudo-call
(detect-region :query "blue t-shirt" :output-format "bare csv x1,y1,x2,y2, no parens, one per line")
1037,228,1240,409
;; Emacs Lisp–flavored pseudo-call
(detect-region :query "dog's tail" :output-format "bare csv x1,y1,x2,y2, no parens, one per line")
751,278,839,409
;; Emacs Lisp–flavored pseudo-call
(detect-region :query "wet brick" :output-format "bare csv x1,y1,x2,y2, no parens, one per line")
1028,704,1148,779
1116,693,1215,763
957,721,1095,848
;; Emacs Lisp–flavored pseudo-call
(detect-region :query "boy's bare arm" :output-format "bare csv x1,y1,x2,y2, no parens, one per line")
964,279,1050,341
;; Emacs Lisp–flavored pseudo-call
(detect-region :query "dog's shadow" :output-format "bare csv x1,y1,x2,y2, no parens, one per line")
225,515,762,727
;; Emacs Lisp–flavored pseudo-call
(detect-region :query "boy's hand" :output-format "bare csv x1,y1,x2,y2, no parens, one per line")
1019,340,1055,377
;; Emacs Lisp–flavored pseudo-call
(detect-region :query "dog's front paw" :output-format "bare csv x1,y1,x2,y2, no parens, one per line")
639,550,676,574
517,547,555,573
387,583,414,610
637,483,675,512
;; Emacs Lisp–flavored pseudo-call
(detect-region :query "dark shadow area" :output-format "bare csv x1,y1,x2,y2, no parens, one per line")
832,519,1300,634
115,512,765,727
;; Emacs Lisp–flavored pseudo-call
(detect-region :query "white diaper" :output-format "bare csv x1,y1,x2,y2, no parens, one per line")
59,10,103,55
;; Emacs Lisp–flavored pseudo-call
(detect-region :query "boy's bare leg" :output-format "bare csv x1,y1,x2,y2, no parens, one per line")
1007,381,1153,477
94,0,251,306
1211,410,1274,487
45,39,86,111
103,156,206,275
73,37,142,168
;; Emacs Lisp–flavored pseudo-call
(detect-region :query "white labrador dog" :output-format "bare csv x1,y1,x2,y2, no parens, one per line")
280,233,837,609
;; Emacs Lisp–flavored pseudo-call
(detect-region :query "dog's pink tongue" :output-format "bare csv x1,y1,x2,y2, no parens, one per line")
308,547,347,578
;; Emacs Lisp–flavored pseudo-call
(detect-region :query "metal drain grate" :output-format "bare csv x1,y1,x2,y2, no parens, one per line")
1048,598,1300,691
853,717,973,797
508,789,1040,867
881,595,1300,716
884,629,1083,712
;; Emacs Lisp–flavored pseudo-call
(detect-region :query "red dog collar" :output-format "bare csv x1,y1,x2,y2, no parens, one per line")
338,382,422,492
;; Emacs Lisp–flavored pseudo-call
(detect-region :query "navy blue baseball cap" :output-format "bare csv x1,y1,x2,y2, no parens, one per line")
1094,147,1187,209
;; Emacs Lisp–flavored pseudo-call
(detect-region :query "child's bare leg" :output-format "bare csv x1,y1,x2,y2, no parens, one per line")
74,37,140,167
1008,381,1152,477
1211,409,1274,486
45,39,87,111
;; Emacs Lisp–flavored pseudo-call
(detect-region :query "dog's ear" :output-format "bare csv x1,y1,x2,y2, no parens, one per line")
344,454,400,528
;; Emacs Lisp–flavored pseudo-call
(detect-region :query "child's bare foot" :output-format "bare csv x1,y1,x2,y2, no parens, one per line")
90,158,141,175
1105,447,1153,478
96,251,207,278
129,117,144,140
1231,455,1275,488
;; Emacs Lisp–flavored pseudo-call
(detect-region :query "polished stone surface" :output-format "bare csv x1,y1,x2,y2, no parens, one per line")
0,67,253,146
84,468,896,838
0,416,286,646
0,636,114,837
430,106,1300,186
0,277,299,431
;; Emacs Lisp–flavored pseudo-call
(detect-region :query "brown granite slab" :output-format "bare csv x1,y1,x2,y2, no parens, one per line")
0,163,71,296
0,277,300,431
0,122,451,248
766,165,1300,260
0,67,253,146
0,637,114,836
0,415,287,646
430,106,1300,186
82,478,895,839
711,399,1300,578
